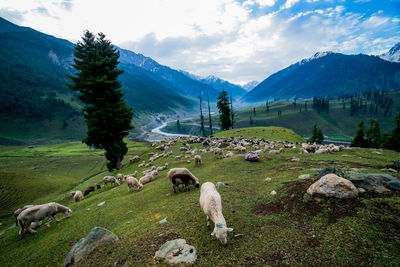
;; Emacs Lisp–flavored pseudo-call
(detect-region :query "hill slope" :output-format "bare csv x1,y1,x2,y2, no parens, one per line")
0,136,399,265
243,51,400,102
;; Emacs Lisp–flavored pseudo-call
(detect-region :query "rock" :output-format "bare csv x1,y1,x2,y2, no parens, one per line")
380,168,398,173
357,188,366,194
159,218,167,224
372,151,382,154
245,151,260,162
310,168,322,172
307,174,358,199
154,239,197,265
234,234,243,238
290,157,300,162
216,182,228,188
63,227,119,267
347,173,400,192
270,190,277,196
289,167,303,170
393,160,400,168
317,166,348,179
97,201,105,206
265,177,272,181
298,174,311,179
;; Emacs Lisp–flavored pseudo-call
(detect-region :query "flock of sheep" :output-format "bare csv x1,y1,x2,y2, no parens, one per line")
12,136,346,244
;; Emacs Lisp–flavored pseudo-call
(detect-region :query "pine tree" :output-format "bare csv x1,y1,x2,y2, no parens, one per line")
67,31,133,171
310,124,324,144
389,112,400,151
365,119,381,148
316,128,324,144
217,90,232,130
351,120,365,147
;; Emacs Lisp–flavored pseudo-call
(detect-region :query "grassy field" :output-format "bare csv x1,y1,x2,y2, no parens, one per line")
163,90,400,141
0,127,399,266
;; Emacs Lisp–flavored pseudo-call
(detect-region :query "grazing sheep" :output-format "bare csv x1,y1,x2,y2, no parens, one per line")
126,176,143,191
13,205,35,225
194,155,202,166
83,185,95,196
175,155,182,160
96,185,101,190
117,173,126,182
214,148,224,157
17,202,71,237
130,155,140,163
300,148,309,154
103,176,120,186
225,151,234,158
269,148,284,155
129,170,138,177
139,174,155,185
71,190,83,202
167,168,200,193
138,161,146,168
145,162,153,168
199,182,233,244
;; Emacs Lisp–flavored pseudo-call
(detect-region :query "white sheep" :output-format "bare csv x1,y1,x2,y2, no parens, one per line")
225,151,234,158
269,148,284,154
17,202,71,237
103,176,120,186
194,155,202,166
117,173,126,182
214,148,224,157
70,190,83,202
126,176,143,191
199,182,233,244
139,170,158,185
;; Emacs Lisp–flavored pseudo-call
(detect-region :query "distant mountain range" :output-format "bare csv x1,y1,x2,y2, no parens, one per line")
243,48,400,102
380,42,400,63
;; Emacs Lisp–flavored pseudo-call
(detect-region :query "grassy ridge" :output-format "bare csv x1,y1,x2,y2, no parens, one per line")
0,130,399,265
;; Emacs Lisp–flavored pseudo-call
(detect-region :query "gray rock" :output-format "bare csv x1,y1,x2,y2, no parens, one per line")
64,227,119,266
317,166,348,179
245,151,259,162
372,151,382,155
346,173,400,192
298,174,311,179
154,239,197,264
216,182,228,188
307,174,358,199
393,160,400,168
357,188,366,194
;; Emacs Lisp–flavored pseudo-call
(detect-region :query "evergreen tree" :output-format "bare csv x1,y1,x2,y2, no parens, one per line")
389,112,400,151
217,90,232,130
67,31,133,171
365,119,381,148
351,120,365,147
310,124,324,144
316,128,324,144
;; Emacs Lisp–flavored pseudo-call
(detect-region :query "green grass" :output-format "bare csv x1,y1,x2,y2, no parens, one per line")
0,129,399,266
213,126,305,143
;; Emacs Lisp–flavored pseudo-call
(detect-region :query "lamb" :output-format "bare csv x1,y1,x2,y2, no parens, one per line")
126,176,143,191
269,148,284,154
194,155,202,167
17,202,72,237
167,168,200,193
199,182,233,244
103,176,120,186
70,190,83,202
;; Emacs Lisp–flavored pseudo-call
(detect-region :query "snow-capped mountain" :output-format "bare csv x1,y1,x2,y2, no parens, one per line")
380,43,400,63
242,81,259,91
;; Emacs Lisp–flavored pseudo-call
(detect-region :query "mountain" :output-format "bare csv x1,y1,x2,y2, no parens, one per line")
198,75,247,99
243,51,400,102
242,81,259,91
117,48,219,99
380,42,400,63
0,17,195,142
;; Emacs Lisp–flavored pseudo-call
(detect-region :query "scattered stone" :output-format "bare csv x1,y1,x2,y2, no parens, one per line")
372,151,382,155
307,174,358,199
289,167,303,170
245,151,260,162
347,173,400,193
265,177,272,181
187,160,191,163
159,218,167,224
87,208,91,211
63,227,119,267
154,239,197,265
310,168,322,172
357,188,366,194
317,166,348,179
216,182,228,188
97,201,106,207
270,190,277,196
298,174,311,179
234,234,243,238
290,157,300,162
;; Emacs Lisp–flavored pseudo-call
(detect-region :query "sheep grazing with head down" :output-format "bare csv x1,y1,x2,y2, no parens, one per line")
126,176,143,191
269,148,284,155
214,148,224,157
117,173,126,183
13,205,43,231
225,151,234,158
200,182,233,244
17,202,71,237
168,168,200,193
194,155,202,166
139,170,158,185
70,190,83,202
103,176,120,186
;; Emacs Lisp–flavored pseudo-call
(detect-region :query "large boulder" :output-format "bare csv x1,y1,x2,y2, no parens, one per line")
154,239,197,264
63,227,119,266
245,151,259,162
317,166,348,179
307,174,358,199
346,172,400,193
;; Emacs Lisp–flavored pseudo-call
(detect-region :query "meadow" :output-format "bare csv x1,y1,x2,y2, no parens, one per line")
0,127,399,266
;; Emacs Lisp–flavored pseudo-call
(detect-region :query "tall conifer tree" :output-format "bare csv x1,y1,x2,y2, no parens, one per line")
67,31,133,171
217,90,232,130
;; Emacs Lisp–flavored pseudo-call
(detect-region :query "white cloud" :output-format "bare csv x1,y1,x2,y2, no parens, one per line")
254,0,276,7
281,0,300,9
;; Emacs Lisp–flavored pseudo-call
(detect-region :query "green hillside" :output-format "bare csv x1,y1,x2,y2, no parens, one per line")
0,132,399,265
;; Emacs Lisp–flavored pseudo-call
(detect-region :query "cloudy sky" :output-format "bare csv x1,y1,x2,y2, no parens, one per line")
1,0,399,84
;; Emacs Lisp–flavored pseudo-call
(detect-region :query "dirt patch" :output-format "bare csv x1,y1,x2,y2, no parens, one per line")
252,179,365,224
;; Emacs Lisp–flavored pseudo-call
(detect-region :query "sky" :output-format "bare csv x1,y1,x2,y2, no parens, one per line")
1,0,399,85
